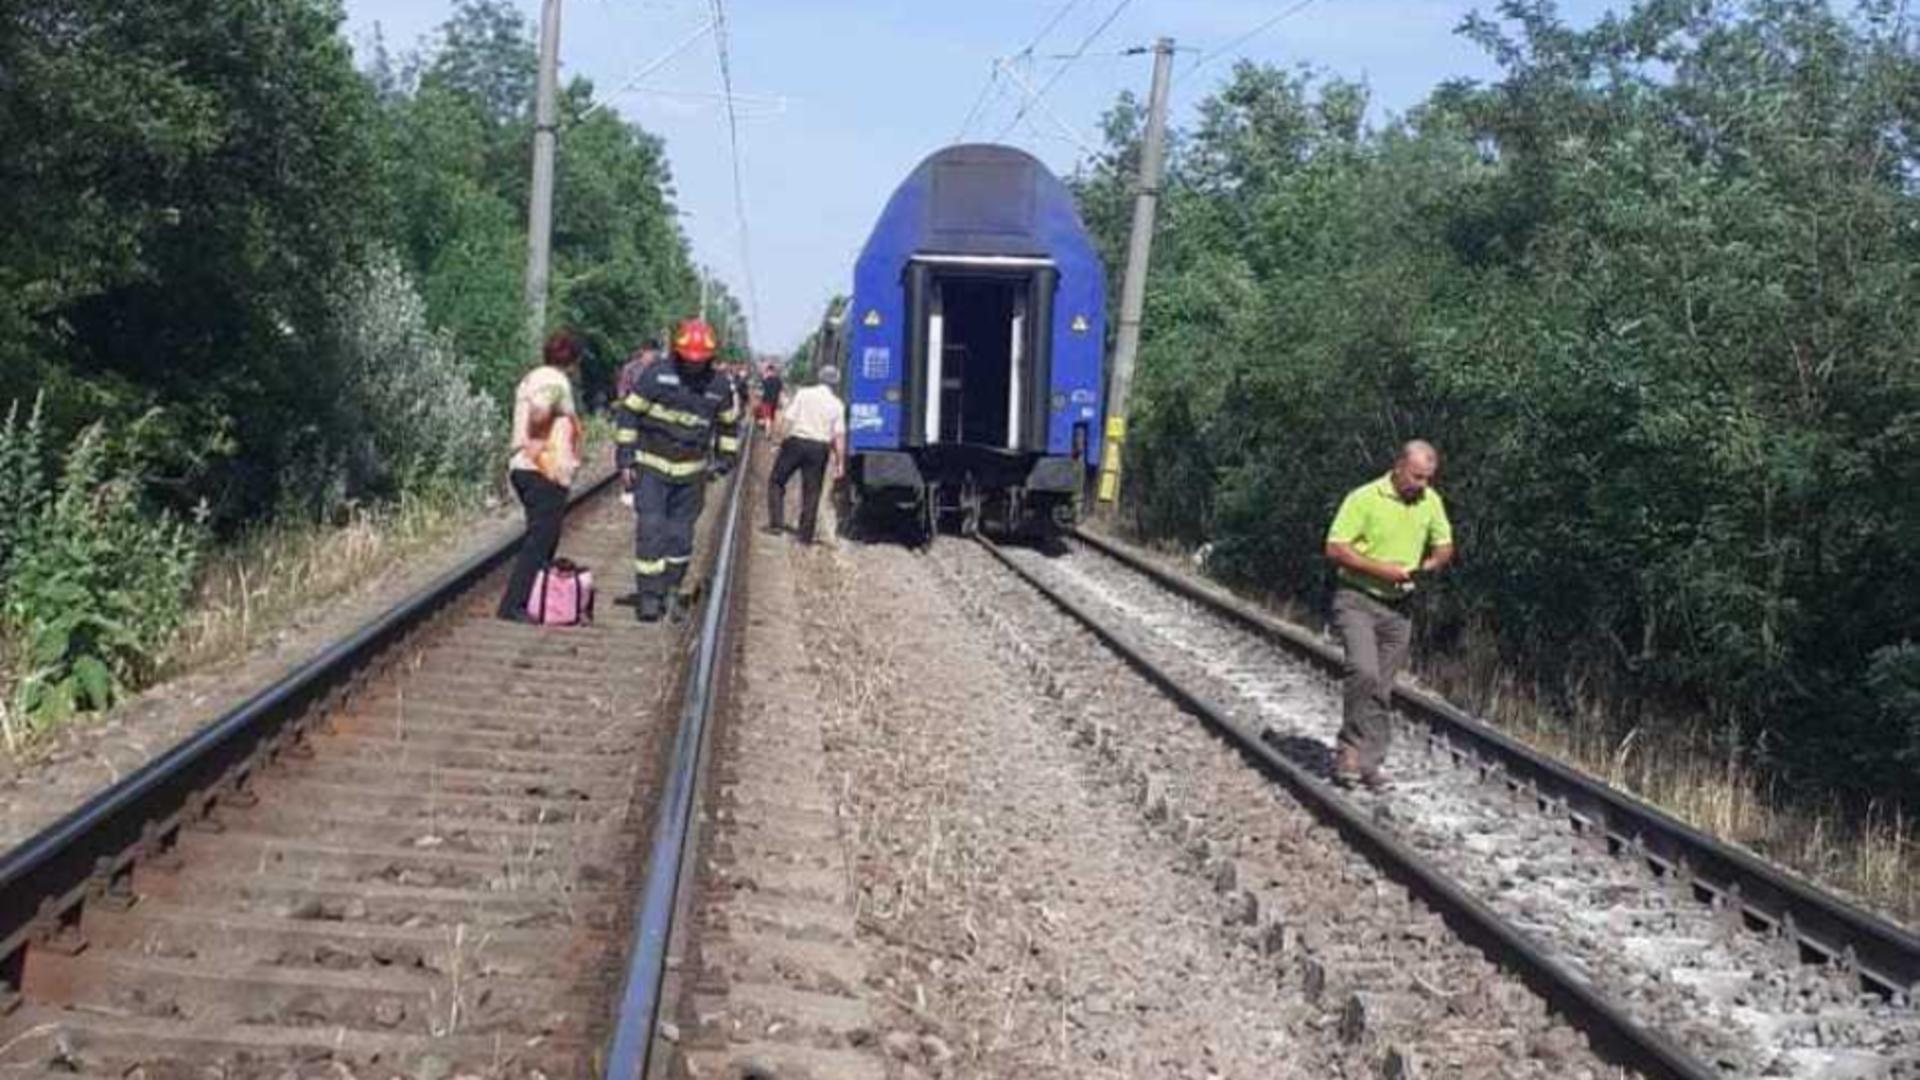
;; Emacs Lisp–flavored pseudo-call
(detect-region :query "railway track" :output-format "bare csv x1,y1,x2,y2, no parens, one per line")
0,462,754,1080
970,530,1920,1080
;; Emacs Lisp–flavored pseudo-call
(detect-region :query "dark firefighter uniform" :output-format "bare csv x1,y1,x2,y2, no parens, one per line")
614,325,740,621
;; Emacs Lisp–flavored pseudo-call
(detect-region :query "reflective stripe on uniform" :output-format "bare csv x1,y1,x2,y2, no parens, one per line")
623,393,653,416
635,557,668,576
718,405,740,424
717,434,740,453
636,451,707,477
614,428,639,444
641,403,711,430
665,554,692,565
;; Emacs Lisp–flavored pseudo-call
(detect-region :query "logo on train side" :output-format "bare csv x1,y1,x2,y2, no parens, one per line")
863,309,882,327
1070,314,1090,333
849,403,884,431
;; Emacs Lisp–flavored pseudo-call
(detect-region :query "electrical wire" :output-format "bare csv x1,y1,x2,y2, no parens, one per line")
998,58,1101,155
954,63,1003,142
706,0,761,345
995,0,1135,141
1017,0,1086,56
573,19,714,125
956,0,1084,143
1179,0,1322,84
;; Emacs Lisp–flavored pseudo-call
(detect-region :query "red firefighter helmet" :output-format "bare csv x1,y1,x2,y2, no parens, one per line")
672,318,718,363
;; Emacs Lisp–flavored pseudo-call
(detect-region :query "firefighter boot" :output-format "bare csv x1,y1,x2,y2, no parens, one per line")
636,592,665,623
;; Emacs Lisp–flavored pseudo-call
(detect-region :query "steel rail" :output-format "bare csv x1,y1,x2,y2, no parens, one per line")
1068,526,1920,1000
978,535,1720,1080
604,426,755,1080
0,470,618,1006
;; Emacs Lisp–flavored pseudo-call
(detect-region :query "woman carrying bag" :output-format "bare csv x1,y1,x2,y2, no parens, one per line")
498,332,585,623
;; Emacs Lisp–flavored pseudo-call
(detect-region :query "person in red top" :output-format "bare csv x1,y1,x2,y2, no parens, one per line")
756,362,784,432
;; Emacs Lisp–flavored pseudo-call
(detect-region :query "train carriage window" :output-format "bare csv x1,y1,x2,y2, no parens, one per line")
930,160,1035,239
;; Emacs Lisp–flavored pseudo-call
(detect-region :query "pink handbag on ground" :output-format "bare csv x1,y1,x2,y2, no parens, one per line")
529,559,595,626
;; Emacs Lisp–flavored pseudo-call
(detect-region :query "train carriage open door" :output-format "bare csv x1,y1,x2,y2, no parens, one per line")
903,254,1057,454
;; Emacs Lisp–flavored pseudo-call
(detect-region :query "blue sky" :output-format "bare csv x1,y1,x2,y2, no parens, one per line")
340,0,1618,352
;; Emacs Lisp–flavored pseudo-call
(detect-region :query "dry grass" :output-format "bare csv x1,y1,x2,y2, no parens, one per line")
160,486,502,678
1106,525,1920,930
165,423,614,680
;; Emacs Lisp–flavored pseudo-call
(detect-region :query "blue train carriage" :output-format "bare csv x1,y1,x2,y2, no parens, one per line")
842,143,1106,540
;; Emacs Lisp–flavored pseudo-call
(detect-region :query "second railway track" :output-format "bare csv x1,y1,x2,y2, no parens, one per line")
969,529,1920,1080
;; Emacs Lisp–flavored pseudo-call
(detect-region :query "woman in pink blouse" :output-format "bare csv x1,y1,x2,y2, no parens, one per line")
497,332,583,622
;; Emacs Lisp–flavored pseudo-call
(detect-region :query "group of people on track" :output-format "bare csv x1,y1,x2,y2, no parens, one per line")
490,318,1450,792
495,318,845,627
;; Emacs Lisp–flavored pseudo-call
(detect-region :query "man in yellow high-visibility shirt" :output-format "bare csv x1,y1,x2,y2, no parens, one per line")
1324,440,1456,791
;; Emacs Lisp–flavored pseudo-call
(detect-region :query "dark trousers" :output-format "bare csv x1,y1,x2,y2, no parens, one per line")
1332,588,1414,775
767,438,830,541
634,469,705,599
500,469,567,617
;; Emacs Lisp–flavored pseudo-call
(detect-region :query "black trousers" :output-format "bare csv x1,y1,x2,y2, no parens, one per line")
634,469,705,599
501,469,567,617
768,438,830,541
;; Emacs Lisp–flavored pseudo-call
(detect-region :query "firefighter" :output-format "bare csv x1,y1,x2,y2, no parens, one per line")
614,318,741,622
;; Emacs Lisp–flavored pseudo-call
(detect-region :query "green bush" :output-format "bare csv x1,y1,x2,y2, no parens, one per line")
1,398,205,743
1082,0,1920,806
329,248,505,500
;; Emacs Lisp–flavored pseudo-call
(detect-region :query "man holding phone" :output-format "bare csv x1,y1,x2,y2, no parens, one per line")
1323,440,1456,791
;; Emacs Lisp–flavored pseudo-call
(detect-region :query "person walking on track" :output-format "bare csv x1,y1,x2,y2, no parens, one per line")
756,362,784,433
1324,440,1455,790
764,365,845,545
614,317,740,623
498,331,585,622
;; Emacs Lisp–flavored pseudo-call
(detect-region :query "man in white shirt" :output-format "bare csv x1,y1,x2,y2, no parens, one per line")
765,366,845,545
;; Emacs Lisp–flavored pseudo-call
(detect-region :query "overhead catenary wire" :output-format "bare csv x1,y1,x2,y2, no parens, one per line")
954,64,1003,142
573,18,714,125
618,85,789,115
998,59,1102,156
995,0,1136,141
1016,0,1087,56
956,0,1084,143
706,0,761,345
1179,0,1323,84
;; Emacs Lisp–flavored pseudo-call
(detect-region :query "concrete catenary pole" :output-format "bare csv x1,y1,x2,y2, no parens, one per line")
1097,36,1175,506
523,0,564,357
